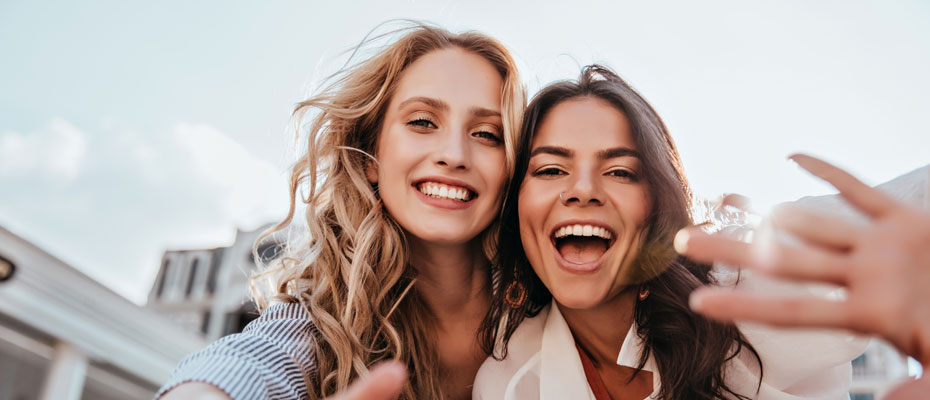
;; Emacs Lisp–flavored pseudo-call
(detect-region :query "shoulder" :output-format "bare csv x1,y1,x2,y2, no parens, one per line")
156,302,318,400
473,306,549,400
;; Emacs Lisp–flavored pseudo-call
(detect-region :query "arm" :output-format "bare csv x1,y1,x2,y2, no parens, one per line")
161,382,231,400
155,302,318,399
160,362,407,400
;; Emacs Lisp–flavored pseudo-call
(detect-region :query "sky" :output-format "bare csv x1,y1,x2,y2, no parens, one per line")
1,0,928,307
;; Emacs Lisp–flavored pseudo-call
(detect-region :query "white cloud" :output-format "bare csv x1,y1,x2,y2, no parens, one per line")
0,118,289,304
172,122,288,229
0,118,87,181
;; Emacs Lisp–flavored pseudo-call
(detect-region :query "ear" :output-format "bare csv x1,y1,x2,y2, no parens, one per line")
365,159,379,184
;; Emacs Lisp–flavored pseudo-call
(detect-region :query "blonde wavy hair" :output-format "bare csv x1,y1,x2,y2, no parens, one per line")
249,23,525,399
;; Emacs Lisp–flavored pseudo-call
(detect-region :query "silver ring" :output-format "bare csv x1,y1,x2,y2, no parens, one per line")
559,192,565,203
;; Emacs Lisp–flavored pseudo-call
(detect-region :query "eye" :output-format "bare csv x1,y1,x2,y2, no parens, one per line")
472,130,502,145
532,166,566,177
406,118,437,129
606,168,638,181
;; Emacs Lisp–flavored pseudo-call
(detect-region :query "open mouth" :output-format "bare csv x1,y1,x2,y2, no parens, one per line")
551,223,615,264
415,181,477,202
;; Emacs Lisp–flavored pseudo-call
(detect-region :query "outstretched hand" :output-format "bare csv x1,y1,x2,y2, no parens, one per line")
674,154,930,398
330,361,408,400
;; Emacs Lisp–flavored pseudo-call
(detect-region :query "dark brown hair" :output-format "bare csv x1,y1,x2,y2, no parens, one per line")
479,65,762,399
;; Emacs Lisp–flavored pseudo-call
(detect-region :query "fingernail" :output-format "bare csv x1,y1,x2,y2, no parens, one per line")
689,291,706,311
673,229,689,254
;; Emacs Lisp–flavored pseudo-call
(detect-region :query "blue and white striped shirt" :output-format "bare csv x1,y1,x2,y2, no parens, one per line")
156,302,318,399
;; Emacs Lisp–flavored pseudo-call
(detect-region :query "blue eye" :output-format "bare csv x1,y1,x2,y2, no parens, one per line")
407,118,436,129
472,130,502,144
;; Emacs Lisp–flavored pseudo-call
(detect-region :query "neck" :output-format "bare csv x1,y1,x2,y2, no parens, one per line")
408,238,490,322
558,288,638,366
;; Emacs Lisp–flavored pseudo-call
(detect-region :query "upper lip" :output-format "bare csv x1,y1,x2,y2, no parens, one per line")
413,176,478,197
550,219,616,241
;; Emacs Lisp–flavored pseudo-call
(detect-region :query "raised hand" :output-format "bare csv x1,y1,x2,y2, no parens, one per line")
674,154,930,398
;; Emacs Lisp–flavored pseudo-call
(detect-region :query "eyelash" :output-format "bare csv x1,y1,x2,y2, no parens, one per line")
407,117,502,144
532,167,565,177
473,130,502,144
406,117,436,129
608,168,638,181
531,167,638,180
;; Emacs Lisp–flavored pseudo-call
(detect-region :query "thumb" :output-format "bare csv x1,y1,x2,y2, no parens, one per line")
330,361,408,400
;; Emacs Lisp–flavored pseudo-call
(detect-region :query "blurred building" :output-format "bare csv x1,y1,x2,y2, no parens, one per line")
146,224,283,342
849,340,912,400
0,225,206,400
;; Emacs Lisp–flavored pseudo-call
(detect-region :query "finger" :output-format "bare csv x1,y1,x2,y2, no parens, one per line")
720,193,754,213
883,374,930,400
690,288,853,330
676,228,850,285
674,228,756,267
755,239,850,285
333,361,408,400
789,154,896,218
770,203,861,251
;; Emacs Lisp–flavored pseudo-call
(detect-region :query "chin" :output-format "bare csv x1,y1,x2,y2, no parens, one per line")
412,227,476,245
550,285,607,311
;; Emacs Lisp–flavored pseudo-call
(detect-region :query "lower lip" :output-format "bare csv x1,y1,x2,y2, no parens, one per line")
414,187,474,210
551,239,611,275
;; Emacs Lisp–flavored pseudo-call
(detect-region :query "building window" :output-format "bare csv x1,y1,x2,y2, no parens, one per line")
223,303,259,336
185,259,200,298
250,242,281,265
200,311,211,335
206,248,223,295
155,259,170,298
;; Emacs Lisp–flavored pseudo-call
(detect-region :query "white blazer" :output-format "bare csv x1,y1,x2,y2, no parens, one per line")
473,164,930,400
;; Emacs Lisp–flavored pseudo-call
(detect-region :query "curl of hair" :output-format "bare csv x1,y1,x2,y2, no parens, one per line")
478,65,763,399
248,22,525,399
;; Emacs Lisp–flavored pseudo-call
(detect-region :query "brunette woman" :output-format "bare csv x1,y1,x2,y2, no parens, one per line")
475,65,865,399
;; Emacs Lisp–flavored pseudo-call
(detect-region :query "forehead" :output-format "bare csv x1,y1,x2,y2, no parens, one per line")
533,96,636,151
391,47,504,112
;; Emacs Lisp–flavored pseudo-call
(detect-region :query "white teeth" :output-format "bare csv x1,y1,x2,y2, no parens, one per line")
418,182,472,202
554,224,613,240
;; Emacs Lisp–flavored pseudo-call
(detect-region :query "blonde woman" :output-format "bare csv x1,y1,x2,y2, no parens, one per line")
158,23,525,400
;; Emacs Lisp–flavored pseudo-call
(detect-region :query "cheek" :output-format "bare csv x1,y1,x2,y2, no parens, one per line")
479,148,508,193
517,184,549,255
623,188,653,229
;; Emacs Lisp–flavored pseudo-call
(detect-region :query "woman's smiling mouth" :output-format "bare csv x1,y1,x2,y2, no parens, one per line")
412,177,478,210
549,221,616,273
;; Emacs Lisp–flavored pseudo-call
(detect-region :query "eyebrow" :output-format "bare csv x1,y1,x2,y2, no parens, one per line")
529,145,640,160
397,96,501,118
398,96,448,111
598,147,640,160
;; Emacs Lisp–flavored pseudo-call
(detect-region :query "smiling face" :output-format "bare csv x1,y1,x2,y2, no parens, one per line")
518,96,653,310
369,47,507,247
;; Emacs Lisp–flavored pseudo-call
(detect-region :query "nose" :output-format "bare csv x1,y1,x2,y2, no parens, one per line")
433,128,470,170
561,171,603,207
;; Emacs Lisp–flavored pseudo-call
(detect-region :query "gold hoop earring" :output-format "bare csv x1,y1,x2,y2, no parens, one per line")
504,267,528,309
